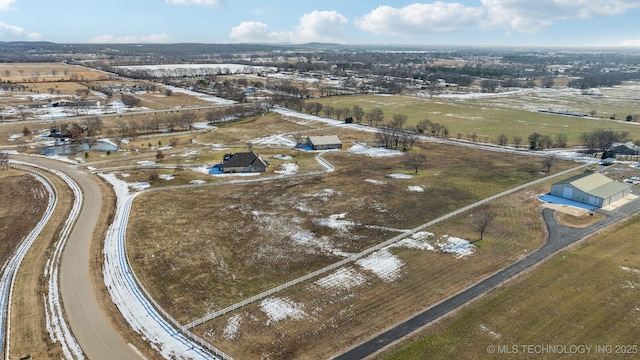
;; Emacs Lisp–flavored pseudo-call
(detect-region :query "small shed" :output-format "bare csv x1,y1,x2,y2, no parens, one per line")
550,172,632,208
306,135,342,150
222,151,269,173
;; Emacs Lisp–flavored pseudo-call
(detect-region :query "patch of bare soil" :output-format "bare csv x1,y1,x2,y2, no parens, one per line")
0,170,47,265
555,211,606,228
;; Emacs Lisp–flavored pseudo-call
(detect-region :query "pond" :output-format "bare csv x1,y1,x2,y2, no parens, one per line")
39,141,118,155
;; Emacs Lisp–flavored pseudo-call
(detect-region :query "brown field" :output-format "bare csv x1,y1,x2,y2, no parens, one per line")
0,63,109,83
126,130,579,358
379,211,640,360
3,168,69,358
0,170,47,270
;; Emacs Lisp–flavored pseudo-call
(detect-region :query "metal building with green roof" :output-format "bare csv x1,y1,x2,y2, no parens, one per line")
551,172,632,208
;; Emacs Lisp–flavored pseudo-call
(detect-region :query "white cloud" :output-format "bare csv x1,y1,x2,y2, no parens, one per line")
0,0,16,11
483,0,640,32
230,10,347,44
87,33,170,44
230,21,273,42
622,39,640,46
295,10,348,43
356,1,640,36
0,21,41,40
166,0,224,6
357,3,487,35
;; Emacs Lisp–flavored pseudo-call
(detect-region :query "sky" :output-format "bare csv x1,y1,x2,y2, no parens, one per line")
1,0,640,47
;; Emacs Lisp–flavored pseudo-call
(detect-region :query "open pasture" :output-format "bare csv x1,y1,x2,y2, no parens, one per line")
125,123,578,358
317,86,640,146
380,210,640,360
0,62,108,83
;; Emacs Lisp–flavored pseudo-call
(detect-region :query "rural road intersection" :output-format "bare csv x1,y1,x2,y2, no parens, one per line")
335,189,640,359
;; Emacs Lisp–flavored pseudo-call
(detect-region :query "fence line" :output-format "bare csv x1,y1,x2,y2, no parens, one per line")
184,163,590,329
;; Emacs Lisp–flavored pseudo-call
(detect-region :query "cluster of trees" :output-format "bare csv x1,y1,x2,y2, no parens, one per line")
580,128,630,153
205,104,266,125
527,132,568,150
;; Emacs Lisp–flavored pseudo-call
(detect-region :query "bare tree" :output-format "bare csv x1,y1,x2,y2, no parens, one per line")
181,111,197,131
542,154,556,172
391,114,408,130
83,116,103,136
555,133,568,148
164,115,181,132
352,105,365,124
128,118,140,138
471,205,495,240
404,152,427,173
115,118,129,138
497,133,509,146
513,135,523,149
366,107,384,126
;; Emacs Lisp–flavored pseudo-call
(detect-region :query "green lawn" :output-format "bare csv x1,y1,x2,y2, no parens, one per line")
316,92,640,147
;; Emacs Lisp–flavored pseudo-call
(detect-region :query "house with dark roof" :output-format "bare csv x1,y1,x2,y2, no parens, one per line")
610,141,640,156
306,135,342,150
222,151,269,173
550,172,632,208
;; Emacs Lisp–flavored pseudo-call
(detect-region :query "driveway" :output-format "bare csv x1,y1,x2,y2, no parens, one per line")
335,190,640,360
14,156,143,360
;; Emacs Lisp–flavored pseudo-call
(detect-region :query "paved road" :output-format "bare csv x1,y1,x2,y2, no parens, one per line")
335,190,640,360
15,156,143,360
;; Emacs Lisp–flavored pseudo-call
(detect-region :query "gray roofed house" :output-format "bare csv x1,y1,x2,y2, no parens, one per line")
550,172,632,208
610,141,640,156
306,135,342,150
222,151,269,173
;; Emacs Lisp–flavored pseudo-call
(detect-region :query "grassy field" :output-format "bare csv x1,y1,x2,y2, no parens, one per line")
124,111,583,358
316,91,640,146
379,211,640,360
2,168,70,359
0,170,47,265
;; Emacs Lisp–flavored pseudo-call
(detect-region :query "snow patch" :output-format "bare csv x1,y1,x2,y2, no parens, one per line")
274,162,298,175
356,248,404,282
407,185,424,192
250,134,297,147
136,160,156,166
159,174,175,180
386,173,413,179
435,235,476,258
273,154,292,160
130,182,150,191
259,297,306,326
365,179,386,185
314,267,367,291
479,324,502,340
222,314,243,340
313,213,355,231
347,143,403,157
393,231,435,251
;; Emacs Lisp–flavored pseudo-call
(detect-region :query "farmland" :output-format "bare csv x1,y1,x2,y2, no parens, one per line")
316,89,640,147
2,55,640,359
119,107,585,358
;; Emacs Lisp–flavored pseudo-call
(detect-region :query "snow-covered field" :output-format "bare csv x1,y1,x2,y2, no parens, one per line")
115,63,277,78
